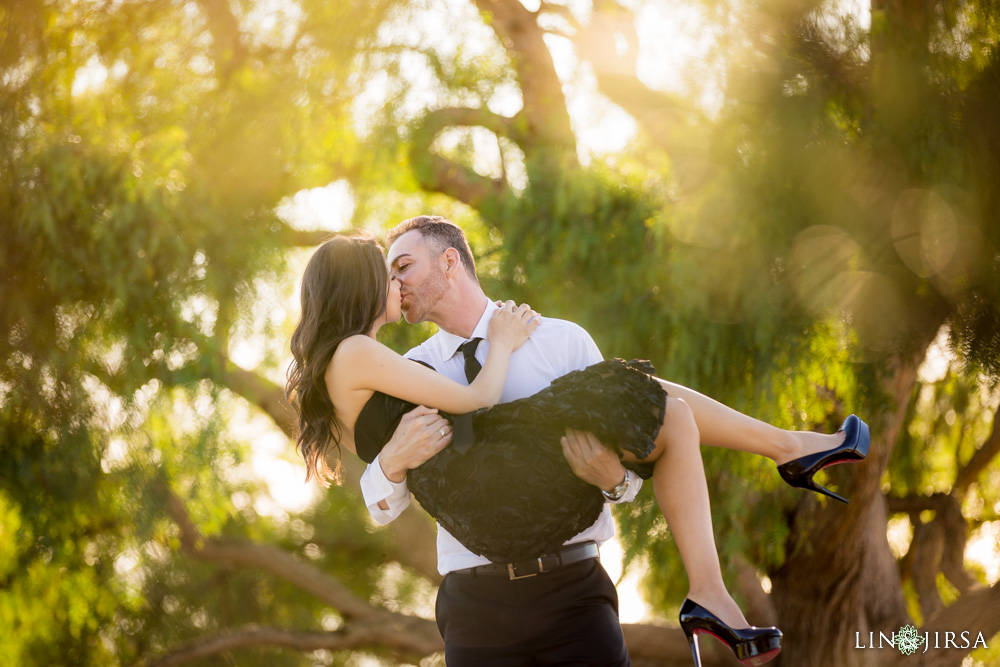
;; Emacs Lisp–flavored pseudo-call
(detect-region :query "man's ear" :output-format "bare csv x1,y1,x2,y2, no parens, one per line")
442,247,461,277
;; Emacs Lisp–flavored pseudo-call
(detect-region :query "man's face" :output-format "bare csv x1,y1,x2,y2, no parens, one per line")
387,230,448,324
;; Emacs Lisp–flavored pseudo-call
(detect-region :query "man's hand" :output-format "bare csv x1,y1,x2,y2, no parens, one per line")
560,428,627,493
379,406,452,483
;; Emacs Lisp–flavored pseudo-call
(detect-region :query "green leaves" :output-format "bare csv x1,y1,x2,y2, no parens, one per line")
3,0,1000,663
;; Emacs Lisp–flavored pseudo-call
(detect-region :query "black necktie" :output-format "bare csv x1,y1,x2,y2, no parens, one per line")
452,338,483,454
460,338,482,383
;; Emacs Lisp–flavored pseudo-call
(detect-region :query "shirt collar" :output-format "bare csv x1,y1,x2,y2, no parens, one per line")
436,297,498,360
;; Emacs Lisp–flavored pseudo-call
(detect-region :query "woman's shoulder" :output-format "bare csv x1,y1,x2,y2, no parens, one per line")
326,335,404,402
336,334,379,354
328,335,384,374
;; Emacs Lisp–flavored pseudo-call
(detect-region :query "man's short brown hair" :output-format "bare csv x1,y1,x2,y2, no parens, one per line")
386,215,478,281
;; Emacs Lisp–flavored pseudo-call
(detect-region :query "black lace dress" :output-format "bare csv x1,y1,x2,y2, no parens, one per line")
355,358,666,563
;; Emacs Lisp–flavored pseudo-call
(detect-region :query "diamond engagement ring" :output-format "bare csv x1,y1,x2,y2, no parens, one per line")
439,428,447,437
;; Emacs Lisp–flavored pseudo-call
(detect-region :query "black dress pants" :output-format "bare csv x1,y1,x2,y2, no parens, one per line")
435,559,631,666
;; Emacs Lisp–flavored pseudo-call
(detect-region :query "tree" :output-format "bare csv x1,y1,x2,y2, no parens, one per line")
3,1,440,664
2,1,999,666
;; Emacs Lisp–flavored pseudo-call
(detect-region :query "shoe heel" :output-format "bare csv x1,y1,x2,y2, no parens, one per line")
857,419,871,458
679,599,781,667
777,415,870,503
805,478,849,504
686,630,703,667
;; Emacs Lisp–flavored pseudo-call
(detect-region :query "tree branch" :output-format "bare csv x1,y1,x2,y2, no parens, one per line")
576,1,639,77
196,0,248,80
886,492,952,515
537,2,581,32
196,353,445,581
591,71,691,143
120,325,443,582
535,2,583,33
910,519,946,619
165,488,375,619
217,358,299,437
419,153,508,209
890,491,977,609
409,106,512,208
138,624,440,667
621,623,734,666
162,488,442,648
140,621,720,667
954,403,1000,493
872,332,943,485
160,488,718,665
939,501,977,595
472,0,575,153
413,106,520,148
882,581,1000,667
572,4,700,158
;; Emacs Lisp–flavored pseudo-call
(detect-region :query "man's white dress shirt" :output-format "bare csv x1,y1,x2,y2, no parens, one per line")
360,297,642,575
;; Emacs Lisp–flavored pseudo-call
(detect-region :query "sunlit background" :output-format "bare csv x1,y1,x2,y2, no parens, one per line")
3,0,1000,665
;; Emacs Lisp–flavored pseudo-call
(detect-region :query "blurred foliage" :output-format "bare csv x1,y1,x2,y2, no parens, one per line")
2,0,1000,665
1,0,412,664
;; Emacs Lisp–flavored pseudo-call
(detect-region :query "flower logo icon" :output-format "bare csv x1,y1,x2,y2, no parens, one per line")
896,625,926,655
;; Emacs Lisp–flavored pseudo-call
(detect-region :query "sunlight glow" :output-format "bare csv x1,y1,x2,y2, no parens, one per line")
966,521,1000,585
887,515,914,559
254,443,319,515
634,1,722,111
918,327,952,383
276,180,355,232
72,56,108,96
227,407,321,518
601,536,651,623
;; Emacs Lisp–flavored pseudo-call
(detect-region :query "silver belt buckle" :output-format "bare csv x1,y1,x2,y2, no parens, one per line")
507,557,546,580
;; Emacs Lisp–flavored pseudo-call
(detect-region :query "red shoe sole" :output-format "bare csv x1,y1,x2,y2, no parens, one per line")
742,647,781,666
693,629,782,666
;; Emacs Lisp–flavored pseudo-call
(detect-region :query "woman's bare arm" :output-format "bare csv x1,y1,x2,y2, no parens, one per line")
328,305,538,415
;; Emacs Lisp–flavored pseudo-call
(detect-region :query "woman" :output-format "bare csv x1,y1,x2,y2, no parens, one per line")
286,233,869,667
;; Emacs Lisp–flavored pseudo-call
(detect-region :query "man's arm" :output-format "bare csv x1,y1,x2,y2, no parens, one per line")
360,453,411,523
360,405,452,523
554,326,642,503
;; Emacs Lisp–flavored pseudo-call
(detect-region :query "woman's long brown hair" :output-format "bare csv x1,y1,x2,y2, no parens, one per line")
286,233,388,484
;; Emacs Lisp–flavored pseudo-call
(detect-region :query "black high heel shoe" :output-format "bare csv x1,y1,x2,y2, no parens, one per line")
679,599,782,667
777,414,870,504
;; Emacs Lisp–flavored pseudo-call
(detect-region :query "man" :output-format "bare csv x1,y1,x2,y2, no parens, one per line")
361,215,639,665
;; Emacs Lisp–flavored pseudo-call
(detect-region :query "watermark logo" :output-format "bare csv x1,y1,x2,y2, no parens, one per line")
855,626,988,655
894,625,926,656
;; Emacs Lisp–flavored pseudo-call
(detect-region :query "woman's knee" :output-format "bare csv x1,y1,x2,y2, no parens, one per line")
666,397,699,444
643,397,699,462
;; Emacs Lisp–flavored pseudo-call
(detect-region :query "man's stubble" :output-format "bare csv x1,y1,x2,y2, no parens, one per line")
402,263,450,326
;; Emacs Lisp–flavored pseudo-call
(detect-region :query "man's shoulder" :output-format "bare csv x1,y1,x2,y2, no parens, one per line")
534,316,594,341
529,316,602,369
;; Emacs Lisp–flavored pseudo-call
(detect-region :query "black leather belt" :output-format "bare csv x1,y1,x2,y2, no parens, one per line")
450,541,600,580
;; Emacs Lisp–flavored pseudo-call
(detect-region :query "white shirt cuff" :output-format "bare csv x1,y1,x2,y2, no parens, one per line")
360,454,411,524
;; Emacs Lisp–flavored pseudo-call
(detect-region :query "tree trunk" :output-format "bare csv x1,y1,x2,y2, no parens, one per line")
771,333,934,665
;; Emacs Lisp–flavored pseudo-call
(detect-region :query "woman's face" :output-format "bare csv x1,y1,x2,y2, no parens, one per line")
382,272,402,326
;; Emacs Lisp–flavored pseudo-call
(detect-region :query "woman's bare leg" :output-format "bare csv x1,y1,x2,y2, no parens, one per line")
655,378,845,465
645,396,749,629
623,382,851,627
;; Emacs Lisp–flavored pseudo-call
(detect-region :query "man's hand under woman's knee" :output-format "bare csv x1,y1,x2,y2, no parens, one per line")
560,428,628,494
